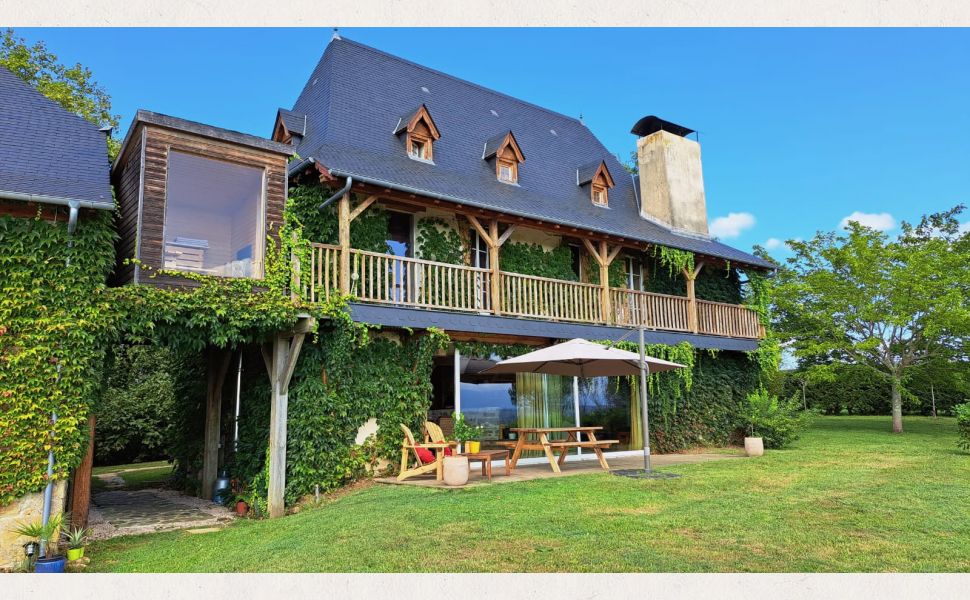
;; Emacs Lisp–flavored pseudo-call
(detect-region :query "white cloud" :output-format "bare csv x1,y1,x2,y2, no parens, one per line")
839,211,896,231
960,222,970,235
709,212,756,239
764,238,783,250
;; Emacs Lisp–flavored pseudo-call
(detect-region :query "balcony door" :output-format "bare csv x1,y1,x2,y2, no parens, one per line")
470,229,490,310
386,211,413,303
624,255,646,324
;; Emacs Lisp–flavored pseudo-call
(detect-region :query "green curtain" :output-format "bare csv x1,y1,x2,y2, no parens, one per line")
515,373,569,456
629,377,644,450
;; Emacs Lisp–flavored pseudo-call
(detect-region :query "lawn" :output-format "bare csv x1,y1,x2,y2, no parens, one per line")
87,417,970,572
91,460,174,491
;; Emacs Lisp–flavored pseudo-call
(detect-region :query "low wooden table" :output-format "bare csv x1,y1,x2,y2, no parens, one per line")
461,449,510,481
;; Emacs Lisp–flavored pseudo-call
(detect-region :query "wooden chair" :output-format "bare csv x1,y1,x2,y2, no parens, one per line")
398,424,451,482
424,421,459,451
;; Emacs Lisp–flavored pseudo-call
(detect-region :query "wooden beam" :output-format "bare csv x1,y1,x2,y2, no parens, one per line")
605,244,623,266
338,193,351,293
598,241,613,324
582,238,604,267
266,325,310,519
69,414,96,530
496,224,517,247
202,348,231,501
682,266,702,334
281,332,305,390
348,195,379,222
261,344,273,378
466,215,493,246
488,219,502,314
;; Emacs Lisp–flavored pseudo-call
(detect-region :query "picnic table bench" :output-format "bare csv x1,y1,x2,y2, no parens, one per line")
506,426,617,473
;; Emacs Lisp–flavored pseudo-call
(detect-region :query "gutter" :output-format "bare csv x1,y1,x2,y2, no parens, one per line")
0,189,113,212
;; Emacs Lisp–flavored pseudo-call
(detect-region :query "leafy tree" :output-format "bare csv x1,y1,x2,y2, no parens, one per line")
0,28,119,158
773,206,970,433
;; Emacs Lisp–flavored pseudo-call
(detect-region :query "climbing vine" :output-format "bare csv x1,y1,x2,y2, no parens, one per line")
416,217,464,265
653,245,695,277
743,269,781,381
501,242,578,281
455,341,536,360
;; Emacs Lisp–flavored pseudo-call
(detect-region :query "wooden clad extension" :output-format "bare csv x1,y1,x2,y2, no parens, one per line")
111,121,289,287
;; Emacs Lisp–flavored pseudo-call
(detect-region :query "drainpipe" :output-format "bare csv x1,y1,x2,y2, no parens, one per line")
39,200,81,553
317,176,352,212
233,351,243,451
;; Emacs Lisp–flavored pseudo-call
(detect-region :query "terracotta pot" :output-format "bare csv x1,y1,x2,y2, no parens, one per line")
744,437,764,457
235,500,248,516
443,456,469,486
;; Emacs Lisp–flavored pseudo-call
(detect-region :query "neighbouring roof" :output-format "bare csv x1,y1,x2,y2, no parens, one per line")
114,110,294,170
277,108,307,137
286,37,774,270
0,66,113,209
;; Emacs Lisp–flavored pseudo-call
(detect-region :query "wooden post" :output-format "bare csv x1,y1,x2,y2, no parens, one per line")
291,230,301,302
582,239,622,324
69,414,96,529
467,216,515,316
265,317,314,518
202,348,231,500
488,219,502,314
682,263,704,334
338,193,351,294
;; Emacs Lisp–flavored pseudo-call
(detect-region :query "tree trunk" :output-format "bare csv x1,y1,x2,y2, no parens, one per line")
70,414,96,529
930,383,937,418
891,376,903,433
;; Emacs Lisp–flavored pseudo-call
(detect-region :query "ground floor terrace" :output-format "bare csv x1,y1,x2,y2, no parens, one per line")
84,417,970,573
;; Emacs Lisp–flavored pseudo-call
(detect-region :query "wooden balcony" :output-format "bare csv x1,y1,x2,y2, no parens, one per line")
296,243,763,340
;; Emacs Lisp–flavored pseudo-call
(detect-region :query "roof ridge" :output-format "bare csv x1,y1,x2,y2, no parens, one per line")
332,36,584,126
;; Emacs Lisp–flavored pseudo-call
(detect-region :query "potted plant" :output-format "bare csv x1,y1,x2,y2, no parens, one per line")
15,514,65,573
63,526,89,561
743,389,813,456
452,412,484,454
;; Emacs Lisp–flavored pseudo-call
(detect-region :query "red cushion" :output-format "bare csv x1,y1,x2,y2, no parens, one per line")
444,447,453,456
415,446,435,464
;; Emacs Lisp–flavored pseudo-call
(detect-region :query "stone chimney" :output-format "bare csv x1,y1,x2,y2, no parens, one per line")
632,116,709,237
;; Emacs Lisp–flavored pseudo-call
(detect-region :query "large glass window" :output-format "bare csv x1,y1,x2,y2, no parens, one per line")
163,151,265,278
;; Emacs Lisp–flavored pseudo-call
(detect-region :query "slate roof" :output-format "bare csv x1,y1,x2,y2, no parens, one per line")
577,161,606,186
0,66,113,209
277,108,307,137
287,37,774,270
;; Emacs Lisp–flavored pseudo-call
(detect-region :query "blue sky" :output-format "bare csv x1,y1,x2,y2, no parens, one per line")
19,27,970,256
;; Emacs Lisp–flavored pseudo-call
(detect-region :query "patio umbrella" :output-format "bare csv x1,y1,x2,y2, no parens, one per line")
483,332,686,476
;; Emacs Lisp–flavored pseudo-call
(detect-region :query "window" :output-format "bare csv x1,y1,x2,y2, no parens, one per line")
592,187,607,206
470,229,489,269
626,256,645,291
409,138,427,160
498,162,515,183
163,151,265,278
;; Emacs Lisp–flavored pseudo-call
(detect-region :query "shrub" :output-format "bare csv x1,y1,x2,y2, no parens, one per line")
956,402,970,452
743,388,812,449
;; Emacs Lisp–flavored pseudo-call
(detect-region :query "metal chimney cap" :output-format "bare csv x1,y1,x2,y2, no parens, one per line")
630,116,694,138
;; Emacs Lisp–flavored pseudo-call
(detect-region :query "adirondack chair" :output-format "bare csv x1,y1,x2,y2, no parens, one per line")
424,421,459,452
398,424,451,481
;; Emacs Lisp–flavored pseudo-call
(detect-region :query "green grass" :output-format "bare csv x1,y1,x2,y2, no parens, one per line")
91,460,173,491
87,417,970,572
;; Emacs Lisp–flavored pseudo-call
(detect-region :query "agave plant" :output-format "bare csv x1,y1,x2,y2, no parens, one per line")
62,526,89,550
14,513,62,556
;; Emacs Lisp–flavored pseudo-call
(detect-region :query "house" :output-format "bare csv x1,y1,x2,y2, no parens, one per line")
0,65,113,568
107,35,773,517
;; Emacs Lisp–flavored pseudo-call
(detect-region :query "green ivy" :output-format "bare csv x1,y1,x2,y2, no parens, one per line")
416,217,464,264
287,184,390,253
501,242,578,281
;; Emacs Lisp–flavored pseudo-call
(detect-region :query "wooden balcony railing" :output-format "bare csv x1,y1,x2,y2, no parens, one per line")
697,299,763,339
297,243,763,339
611,288,692,332
500,271,602,323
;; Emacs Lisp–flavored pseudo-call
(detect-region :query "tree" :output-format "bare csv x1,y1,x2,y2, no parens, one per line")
773,206,970,433
0,28,119,158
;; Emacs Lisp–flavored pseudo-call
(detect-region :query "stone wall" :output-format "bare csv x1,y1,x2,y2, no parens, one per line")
0,481,67,570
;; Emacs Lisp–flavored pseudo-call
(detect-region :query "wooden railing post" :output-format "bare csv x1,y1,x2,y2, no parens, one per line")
338,192,351,294
290,230,301,302
682,263,704,334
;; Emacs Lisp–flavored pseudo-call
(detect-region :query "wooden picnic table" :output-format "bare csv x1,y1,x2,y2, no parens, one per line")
501,426,618,474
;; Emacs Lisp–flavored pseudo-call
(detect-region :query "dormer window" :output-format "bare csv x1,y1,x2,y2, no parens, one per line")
577,160,615,207
394,104,440,163
483,130,525,185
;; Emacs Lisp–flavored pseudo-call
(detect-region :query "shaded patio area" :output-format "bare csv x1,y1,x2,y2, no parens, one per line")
377,451,745,488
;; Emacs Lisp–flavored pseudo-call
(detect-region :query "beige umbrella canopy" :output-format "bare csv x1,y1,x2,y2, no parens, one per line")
481,338,686,378
482,336,687,476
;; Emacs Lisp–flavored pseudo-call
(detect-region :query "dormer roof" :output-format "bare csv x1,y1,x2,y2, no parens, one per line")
482,131,524,162
577,160,614,188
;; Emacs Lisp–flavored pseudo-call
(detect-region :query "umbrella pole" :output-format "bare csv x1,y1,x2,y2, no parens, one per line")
638,326,651,473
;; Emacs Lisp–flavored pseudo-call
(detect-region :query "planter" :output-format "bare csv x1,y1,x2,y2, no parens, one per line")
66,547,85,561
744,436,764,457
235,501,248,516
443,455,469,486
465,441,481,454
35,555,67,573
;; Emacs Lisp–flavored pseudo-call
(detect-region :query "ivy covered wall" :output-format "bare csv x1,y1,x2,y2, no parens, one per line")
0,209,117,505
